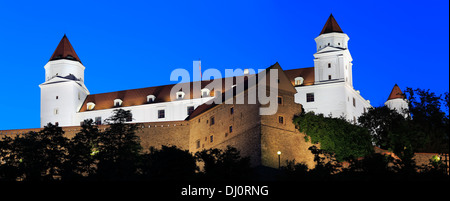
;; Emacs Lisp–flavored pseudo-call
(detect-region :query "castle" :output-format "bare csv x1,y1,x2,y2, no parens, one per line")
0,15,408,169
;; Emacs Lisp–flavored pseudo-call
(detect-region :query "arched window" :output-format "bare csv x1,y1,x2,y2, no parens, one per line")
176,91,185,100
294,77,304,86
87,102,95,110
114,99,123,107
147,95,156,103
201,88,210,97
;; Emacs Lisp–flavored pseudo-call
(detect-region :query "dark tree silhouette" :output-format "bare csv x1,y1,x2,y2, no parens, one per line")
139,145,197,181
195,146,252,181
62,119,101,180
95,109,142,180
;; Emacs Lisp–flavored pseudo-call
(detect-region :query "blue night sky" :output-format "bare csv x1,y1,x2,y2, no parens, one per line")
0,0,448,130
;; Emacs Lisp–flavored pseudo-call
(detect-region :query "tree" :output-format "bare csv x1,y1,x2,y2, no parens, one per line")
0,135,20,181
195,146,252,181
404,88,449,153
139,145,197,180
95,109,142,180
4,124,69,181
62,119,101,180
293,112,373,161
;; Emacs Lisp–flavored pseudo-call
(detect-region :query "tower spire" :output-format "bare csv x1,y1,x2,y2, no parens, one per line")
387,84,405,100
49,34,81,63
320,14,344,35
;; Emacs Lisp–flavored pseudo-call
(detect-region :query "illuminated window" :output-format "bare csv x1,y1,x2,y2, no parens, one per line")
294,77,304,86
87,102,95,110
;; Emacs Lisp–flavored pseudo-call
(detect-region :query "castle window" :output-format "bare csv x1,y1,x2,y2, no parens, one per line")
230,107,234,115
56,96,58,100
187,106,195,115
328,75,332,80
278,116,284,124
95,117,102,125
201,88,210,97
210,116,215,126
158,109,165,119
229,125,233,133
196,140,200,149
328,43,330,46
338,43,341,45
176,91,185,100
353,98,356,107
210,135,214,143
114,99,123,107
328,63,331,68
54,108,59,115
147,95,156,103
78,92,81,100
87,102,95,110
306,93,315,102
294,77,304,86
278,96,283,105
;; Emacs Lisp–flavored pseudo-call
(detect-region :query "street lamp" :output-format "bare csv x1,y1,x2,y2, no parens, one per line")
277,151,281,169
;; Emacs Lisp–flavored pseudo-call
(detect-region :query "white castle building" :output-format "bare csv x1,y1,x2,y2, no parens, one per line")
39,15,404,128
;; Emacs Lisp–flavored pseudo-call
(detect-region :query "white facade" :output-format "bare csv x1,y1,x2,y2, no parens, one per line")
385,98,409,118
293,27,372,123
74,97,213,126
40,60,89,127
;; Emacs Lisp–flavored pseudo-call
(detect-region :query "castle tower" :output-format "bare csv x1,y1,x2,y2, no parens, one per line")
313,14,353,87
39,35,89,127
385,84,409,117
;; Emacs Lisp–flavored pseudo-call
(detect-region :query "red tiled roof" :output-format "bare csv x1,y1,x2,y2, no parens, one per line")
320,14,344,35
79,77,242,112
387,84,405,100
79,64,313,117
49,34,81,63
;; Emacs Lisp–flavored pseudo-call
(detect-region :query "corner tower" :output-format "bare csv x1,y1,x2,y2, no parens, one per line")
313,14,353,87
39,35,89,127
385,84,409,117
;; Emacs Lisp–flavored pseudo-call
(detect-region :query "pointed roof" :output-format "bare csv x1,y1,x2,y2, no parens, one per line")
387,84,405,100
320,14,344,35
49,34,81,63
